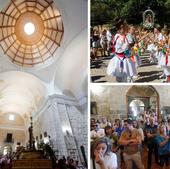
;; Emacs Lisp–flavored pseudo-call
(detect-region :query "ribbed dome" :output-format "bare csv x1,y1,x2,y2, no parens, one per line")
0,0,64,67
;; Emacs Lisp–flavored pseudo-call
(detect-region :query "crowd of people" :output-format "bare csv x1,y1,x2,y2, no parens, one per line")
0,154,11,169
90,109,170,169
90,18,170,82
55,156,85,169
0,131,86,169
0,154,84,169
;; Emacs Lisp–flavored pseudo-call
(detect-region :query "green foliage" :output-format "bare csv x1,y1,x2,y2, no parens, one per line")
91,1,111,26
91,0,170,27
91,0,123,26
166,0,170,7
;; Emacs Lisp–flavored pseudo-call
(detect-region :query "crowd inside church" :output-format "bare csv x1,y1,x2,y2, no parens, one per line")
0,155,82,169
90,108,170,169
0,131,83,169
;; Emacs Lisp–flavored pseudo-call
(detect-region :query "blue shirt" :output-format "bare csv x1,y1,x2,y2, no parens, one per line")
115,127,124,137
155,135,170,155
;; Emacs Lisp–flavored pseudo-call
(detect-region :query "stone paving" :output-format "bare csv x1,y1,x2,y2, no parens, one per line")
91,54,164,83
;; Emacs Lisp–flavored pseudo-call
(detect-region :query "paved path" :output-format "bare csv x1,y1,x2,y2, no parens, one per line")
91,54,164,83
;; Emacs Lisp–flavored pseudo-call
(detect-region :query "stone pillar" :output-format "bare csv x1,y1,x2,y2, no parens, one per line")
66,104,87,163
33,94,87,161
51,101,68,158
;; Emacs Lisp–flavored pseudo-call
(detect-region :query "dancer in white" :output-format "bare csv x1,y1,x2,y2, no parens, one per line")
159,43,170,82
126,25,141,69
147,25,165,64
107,19,136,82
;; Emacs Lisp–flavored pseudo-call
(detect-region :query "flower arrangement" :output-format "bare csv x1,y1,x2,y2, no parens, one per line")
143,22,154,29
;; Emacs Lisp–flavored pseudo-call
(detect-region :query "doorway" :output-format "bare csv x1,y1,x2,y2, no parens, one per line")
126,86,159,120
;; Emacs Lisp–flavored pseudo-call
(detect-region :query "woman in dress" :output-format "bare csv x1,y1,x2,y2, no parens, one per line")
100,29,108,56
127,25,141,69
91,29,100,60
104,126,121,169
107,19,136,82
158,28,170,82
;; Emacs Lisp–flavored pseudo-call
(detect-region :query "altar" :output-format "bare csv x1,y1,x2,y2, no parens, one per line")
12,117,53,169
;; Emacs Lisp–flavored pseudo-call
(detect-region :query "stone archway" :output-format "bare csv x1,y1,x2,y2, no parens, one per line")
126,85,159,120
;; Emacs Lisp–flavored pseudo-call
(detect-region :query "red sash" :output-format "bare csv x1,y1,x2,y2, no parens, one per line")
165,52,168,66
167,76,170,82
116,53,125,58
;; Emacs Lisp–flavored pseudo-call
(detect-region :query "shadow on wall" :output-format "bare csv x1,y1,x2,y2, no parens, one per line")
62,89,75,98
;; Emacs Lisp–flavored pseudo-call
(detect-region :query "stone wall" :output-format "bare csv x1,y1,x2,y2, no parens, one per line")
109,86,129,120
91,86,130,121
154,86,170,107
66,105,87,162
90,87,110,120
91,85,170,121
33,94,87,163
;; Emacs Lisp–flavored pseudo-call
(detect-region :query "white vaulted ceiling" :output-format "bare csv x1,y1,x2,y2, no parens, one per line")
0,71,46,117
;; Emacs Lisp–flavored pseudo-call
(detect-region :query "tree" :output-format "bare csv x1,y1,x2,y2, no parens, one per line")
91,0,123,27
91,0,170,27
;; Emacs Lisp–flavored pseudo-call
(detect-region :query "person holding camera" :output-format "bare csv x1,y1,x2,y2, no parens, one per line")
119,119,144,169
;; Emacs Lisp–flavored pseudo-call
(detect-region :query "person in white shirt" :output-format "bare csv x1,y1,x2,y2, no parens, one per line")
147,25,165,64
34,136,39,150
91,123,105,141
107,18,136,82
100,29,108,56
43,132,50,145
126,25,141,70
106,29,112,56
158,28,170,82
100,117,111,129
154,26,165,67
91,137,117,169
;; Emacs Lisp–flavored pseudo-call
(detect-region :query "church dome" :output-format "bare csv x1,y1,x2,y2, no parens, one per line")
0,0,64,67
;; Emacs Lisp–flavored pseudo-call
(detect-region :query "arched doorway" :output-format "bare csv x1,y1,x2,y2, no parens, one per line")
129,99,145,118
126,85,159,120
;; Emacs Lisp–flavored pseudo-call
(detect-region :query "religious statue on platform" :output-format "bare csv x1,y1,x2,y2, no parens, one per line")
143,8,155,29
28,116,35,150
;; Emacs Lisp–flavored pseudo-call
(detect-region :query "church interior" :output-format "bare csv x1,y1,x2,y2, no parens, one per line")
0,0,87,169
91,85,170,169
